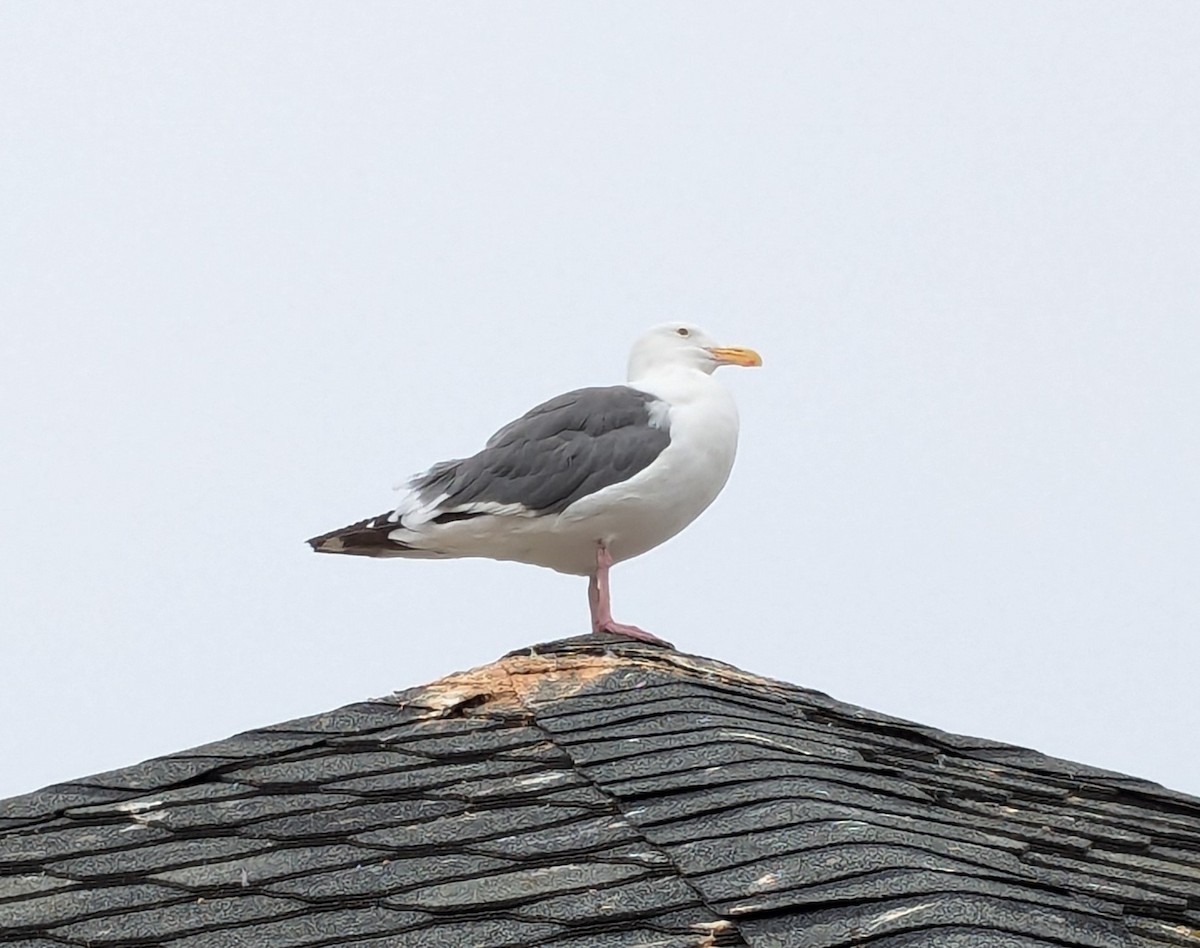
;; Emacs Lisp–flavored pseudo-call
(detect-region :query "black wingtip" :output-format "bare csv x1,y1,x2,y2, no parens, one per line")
306,531,346,554
306,511,413,557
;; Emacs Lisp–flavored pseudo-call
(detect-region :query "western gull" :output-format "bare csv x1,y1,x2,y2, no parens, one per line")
307,322,761,645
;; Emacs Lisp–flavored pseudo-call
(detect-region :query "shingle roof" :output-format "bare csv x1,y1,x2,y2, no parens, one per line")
3,634,1200,947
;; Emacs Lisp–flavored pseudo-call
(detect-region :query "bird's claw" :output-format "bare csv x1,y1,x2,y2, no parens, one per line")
595,621,673,648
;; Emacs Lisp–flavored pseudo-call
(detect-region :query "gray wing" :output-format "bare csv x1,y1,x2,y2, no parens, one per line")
410,385,671,518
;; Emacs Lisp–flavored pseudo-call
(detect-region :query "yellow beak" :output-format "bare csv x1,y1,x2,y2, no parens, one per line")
706,346,763,368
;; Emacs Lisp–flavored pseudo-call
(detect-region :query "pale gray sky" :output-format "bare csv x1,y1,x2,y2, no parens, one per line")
2,3,1198,801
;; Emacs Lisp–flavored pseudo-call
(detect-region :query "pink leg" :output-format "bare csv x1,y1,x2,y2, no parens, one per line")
588,542,672,646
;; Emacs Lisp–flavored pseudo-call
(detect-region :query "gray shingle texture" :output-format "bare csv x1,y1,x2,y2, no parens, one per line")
2,633,1199,947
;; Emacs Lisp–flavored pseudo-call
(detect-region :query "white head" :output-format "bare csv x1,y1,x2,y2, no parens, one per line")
627,322,762,382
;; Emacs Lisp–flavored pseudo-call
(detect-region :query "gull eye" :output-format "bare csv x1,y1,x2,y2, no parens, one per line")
676,327,690,337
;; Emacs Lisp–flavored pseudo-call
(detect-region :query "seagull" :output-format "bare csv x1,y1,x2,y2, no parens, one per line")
307,323,761,645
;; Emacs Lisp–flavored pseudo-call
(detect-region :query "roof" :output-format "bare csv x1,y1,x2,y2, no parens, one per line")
3,634,1200,947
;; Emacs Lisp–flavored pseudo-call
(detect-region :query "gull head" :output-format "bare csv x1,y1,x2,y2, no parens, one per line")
627,322,762,382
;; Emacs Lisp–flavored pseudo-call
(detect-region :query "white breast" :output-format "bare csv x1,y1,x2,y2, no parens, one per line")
551,365,741,571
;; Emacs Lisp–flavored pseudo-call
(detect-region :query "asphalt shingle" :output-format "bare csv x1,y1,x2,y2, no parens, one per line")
1,633,1198,948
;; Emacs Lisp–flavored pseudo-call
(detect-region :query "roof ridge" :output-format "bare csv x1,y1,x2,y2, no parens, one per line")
401,640,751,945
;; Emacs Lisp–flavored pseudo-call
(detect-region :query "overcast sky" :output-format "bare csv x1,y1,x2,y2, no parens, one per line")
2,3,1198,802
